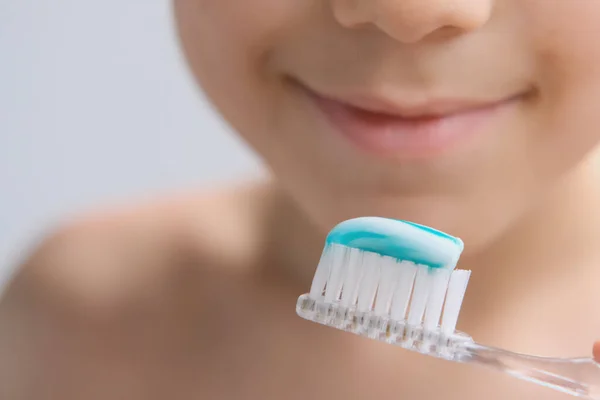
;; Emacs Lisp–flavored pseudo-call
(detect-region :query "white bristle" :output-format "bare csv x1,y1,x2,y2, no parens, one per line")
309,248,331,298
441,269,471,336
324,245,348,302
339,248,364,307
356,252,382,312
423,268,451,331
407,267,432,326
373,256,402,315
307,241,471,341
389,261,418,320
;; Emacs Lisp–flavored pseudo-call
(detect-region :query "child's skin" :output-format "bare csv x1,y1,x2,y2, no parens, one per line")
2,0,600,398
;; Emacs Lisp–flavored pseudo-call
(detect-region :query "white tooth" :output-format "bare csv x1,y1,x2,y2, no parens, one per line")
407,267,432,326
324,245,348,303
423,268,451,331
389,261,418,321
373,256,402,316
356,252,382,312
339,248,364,307
441,269,471,336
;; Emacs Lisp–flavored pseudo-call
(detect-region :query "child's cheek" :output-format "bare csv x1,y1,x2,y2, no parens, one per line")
527,1,600,90
173,0,306,145
527,10,600,176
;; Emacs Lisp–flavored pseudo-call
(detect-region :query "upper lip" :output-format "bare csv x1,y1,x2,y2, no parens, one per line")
301,83,521,119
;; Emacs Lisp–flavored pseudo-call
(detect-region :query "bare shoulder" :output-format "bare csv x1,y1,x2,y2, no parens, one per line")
9,181,271,301
0,181,275,399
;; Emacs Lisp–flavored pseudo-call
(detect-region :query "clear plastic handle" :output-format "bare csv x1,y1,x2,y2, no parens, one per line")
460,343,600,399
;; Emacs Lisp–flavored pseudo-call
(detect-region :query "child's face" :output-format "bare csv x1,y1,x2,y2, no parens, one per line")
175,0,600,248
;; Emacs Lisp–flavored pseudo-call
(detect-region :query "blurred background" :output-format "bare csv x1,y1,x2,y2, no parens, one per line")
0,0,264,288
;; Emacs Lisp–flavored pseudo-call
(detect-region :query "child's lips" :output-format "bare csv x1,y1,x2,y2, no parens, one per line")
304,86,524,159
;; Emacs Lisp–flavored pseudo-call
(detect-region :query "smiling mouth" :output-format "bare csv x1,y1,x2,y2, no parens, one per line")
292,79,529,159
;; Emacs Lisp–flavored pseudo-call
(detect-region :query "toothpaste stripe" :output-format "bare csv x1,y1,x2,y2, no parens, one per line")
325,217,464,269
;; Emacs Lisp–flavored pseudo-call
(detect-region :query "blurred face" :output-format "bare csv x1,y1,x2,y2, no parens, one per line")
174,0,600,250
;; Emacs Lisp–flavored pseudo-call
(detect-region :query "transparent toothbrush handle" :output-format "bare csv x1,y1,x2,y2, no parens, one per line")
461,343,600,399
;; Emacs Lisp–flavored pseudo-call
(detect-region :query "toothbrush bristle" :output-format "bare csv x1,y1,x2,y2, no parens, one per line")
298,244,472,360
441,269,471,336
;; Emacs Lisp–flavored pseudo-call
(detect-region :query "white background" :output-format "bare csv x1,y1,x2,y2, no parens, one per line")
0,0,263,286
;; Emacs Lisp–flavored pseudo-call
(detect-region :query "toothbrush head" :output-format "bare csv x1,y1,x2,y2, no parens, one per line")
296,217,473,361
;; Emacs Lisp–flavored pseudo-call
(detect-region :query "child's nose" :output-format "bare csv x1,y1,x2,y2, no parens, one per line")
330,0,493,43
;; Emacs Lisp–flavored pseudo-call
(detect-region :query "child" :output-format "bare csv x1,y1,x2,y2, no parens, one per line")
2,0,600,398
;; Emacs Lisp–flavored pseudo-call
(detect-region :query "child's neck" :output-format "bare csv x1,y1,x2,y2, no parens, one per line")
266,154,600,294
463,155,600,283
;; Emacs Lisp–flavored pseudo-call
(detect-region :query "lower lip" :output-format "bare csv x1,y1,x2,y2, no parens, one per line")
308,91,517,159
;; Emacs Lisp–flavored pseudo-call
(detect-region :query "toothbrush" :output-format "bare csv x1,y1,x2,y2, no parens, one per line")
296,217,600,399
